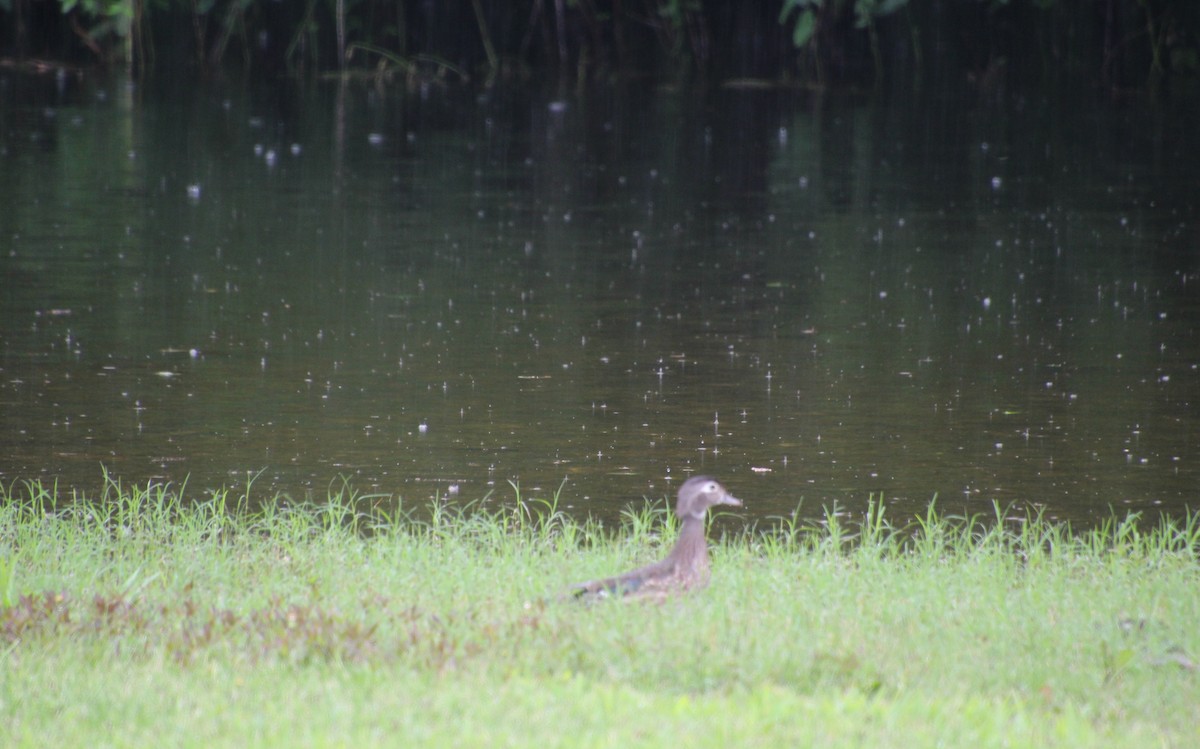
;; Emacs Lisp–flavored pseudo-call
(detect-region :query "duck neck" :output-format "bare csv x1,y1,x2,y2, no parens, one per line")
667,514,709,570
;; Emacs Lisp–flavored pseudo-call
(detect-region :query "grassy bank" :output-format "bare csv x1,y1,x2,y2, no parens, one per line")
2,477,1198,747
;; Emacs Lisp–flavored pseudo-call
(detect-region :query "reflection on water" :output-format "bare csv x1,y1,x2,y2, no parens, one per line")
1,72,1196,525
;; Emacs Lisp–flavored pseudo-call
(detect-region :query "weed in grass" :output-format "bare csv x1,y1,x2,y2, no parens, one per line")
1,591,71,641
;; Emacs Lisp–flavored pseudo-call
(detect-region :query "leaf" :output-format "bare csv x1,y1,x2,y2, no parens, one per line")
792,10,817,49
779,0,820,24
779,0,800,23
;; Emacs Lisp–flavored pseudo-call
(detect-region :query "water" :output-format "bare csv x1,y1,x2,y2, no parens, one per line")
1,71,1196,525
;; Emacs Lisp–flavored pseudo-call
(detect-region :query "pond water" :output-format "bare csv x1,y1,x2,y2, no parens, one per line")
1,70,1197,526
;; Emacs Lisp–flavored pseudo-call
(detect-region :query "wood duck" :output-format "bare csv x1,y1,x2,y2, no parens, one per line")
570,475,742,601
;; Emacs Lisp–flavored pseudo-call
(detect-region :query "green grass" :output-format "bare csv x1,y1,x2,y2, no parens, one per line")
1,475,1199,747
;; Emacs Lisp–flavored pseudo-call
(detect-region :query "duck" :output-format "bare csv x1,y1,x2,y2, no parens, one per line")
569,475,742,601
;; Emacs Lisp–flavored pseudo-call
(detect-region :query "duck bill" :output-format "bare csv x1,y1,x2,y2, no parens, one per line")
721,494,743,507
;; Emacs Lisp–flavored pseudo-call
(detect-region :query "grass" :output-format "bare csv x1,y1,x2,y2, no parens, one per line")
1,474,1199,747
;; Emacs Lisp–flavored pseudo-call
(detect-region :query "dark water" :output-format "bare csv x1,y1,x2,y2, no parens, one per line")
1,70,1197,525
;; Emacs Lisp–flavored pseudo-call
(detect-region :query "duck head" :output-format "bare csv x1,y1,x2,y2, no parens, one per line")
674,475,742,520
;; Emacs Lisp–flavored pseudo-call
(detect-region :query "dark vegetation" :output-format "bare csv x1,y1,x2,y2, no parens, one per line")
1,0,1197,91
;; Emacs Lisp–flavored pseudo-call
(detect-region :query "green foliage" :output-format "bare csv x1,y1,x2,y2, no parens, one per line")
0,553,17,609
61,0,136,39
780,0,910,50
1,0,1196,88
779,0,820,49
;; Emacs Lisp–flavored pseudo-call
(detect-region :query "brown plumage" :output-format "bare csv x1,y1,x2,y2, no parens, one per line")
569,476,742,602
